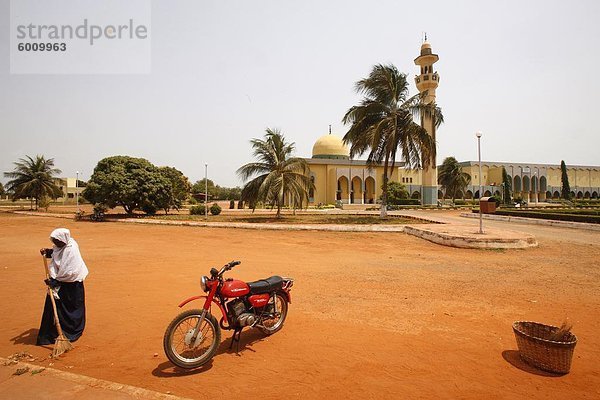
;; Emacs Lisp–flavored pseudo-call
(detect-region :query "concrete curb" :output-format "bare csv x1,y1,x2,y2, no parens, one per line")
460,212,600,231
0,358,190,400
118,218,409,232
403,225,538,249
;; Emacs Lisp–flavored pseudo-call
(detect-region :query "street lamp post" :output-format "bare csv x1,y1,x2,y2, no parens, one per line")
76,171,80,212
204,164,208,220
476,131,483,234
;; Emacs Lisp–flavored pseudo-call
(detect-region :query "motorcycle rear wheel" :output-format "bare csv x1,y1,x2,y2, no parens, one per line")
163,309,221,369
258,293,288,335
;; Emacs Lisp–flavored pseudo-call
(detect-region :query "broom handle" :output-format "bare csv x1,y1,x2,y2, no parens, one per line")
42,254,67,338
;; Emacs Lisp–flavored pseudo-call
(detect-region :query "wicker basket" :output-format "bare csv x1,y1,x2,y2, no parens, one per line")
513,321,577,374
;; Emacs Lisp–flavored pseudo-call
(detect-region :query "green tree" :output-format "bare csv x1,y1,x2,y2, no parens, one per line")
342,64,442,217
502,167,512,205
3,155,62,210
192,178,215,197
237,128,315,217
560,160,571,200
438,157,471,201
386,181,409,205
83,156,172,215
159,166,191,213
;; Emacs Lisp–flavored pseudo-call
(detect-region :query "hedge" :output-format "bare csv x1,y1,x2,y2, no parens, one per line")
493,210,600,224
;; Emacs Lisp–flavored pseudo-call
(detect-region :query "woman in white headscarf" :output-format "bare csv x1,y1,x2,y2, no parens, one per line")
37,228,89,346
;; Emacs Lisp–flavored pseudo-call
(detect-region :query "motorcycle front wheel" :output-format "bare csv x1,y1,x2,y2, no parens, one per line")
258,293,288,335
163,309,221,369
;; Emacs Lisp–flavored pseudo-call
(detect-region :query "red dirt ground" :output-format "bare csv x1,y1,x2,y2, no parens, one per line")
1,212,599,399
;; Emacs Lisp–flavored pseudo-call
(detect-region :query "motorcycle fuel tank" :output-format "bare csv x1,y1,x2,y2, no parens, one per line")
221,279,250,298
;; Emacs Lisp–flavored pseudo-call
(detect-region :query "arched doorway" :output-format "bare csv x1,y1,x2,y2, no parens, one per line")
337,176,349,203
553,191,560,199
540,176,547,192
577,191,583,199
545,191,552,200
584,191,591,199
593,191,599,199
351,176,363,204
411,191,421,200
474,190,480,199
522,176,530,201
484,190,492,197
522,176,530,192
465,190,473,199
513,176,522,194
364,177,376,204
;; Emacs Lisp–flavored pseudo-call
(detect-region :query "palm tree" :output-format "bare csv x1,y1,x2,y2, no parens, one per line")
342,64,443,217
4,155,62,210
438,157,471,201
237,129,315,218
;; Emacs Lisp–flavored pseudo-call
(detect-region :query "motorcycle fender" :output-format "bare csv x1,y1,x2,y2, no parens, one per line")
178,295,208,308
178,296,229,322
278,290,291,304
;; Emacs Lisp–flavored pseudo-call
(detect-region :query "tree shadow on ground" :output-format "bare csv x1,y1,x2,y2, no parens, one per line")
152,329,267,377
502,350,565,377
10,328,39,345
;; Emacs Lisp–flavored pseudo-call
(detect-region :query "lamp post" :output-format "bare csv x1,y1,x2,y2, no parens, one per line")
476,131,483,234
204,163,208,221
76,171,80,212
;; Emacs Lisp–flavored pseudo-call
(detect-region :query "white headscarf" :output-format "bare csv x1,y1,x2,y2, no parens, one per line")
49,228,89,282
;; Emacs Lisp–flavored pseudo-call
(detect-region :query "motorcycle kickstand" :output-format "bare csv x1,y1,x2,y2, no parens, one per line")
229,328,242,354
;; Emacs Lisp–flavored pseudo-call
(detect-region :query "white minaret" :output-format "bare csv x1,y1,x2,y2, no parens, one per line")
414,38,440,205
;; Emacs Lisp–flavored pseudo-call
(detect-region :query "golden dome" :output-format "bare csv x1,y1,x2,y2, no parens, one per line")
312,134,349,159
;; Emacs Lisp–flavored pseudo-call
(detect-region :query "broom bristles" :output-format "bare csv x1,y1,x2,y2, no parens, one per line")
52,335,73,358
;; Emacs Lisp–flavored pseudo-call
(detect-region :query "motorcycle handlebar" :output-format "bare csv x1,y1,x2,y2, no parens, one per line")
217,260,241,276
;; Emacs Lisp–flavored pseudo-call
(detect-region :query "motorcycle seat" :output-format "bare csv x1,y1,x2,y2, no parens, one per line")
247,276,284,295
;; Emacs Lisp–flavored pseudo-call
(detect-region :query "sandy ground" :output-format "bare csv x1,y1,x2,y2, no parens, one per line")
0,212,599,399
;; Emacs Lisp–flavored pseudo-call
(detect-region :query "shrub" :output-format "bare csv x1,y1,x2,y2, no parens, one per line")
188,197,198,205
489,196,501,206
386,181,409,205
229,200,235,209
237,200,244,209
190,205,206,215
38,196,52,211
494,209,600,224
210,203,222,215
93,203,109,214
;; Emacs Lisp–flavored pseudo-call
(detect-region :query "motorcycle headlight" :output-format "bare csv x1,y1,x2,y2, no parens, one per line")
200,276,208,292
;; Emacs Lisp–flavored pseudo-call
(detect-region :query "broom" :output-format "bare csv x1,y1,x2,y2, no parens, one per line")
41,254,73,357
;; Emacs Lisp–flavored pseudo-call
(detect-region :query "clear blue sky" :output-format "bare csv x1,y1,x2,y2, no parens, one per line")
1,0,599,187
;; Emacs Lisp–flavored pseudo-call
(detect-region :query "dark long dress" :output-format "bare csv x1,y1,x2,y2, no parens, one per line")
36,282,86,345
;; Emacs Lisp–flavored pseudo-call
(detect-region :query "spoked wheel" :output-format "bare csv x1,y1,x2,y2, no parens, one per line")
258,293,288,335
163,309,221,369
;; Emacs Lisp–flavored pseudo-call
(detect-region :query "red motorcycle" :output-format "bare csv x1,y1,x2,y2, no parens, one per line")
163,260,294,368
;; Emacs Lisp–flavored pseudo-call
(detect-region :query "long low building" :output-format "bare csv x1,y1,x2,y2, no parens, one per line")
303,133,600,205
458,161,600,202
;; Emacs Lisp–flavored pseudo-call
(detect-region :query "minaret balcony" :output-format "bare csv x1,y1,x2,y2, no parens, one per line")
415,73,439,85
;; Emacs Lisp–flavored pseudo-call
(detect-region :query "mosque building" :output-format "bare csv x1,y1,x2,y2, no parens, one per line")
303,40,600,206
